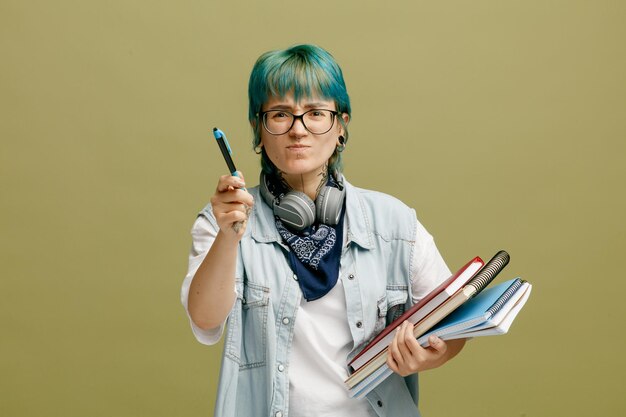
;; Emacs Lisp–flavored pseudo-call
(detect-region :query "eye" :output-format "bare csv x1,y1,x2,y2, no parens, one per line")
310,110,327,118
270,111,289,119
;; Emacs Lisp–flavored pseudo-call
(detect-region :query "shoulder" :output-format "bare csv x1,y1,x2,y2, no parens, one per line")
344,179,416,241
351,185,410,210
346,180,414,217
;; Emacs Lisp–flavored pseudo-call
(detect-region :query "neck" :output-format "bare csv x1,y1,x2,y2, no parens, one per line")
280,167,329,200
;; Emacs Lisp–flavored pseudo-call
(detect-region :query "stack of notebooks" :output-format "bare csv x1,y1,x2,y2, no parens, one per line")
345,250,532,399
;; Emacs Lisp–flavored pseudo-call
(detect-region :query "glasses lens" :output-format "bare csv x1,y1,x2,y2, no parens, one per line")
263,111,294,135
303,110,335,134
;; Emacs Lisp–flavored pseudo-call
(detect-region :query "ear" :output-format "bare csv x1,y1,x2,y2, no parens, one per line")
251,119,265,147
338,112,350,135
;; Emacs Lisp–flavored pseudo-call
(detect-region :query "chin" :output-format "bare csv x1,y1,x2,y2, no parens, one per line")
278,162,325,177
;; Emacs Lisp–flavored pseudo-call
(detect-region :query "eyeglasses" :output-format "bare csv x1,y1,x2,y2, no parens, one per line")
259,109,338,135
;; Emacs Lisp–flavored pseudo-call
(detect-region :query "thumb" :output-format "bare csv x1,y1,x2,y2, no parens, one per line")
428,335,447,354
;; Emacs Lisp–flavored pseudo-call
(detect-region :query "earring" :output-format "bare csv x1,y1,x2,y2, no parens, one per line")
337,136,346,152
254,145,263,154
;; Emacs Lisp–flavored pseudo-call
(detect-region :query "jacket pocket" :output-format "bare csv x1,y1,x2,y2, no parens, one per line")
375,286,409,333
225,280,270,369
386,286,410,325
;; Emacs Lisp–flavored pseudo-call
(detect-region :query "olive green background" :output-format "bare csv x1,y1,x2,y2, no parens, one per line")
2,1,625,416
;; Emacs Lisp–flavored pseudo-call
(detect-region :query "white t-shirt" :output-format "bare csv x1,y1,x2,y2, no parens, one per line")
182,214,451,416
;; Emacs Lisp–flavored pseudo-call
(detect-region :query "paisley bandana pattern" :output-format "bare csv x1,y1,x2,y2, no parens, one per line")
276,220,337,270
276,214,344,301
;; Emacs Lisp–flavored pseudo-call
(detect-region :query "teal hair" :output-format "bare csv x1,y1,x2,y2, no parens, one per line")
248,44,351,175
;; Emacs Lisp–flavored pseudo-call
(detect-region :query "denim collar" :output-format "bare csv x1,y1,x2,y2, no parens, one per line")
249,178,374,250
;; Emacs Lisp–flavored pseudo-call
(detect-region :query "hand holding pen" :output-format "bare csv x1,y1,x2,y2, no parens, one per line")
211,128,253,235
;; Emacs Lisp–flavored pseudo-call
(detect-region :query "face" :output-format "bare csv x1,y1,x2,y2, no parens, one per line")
259,92,348,182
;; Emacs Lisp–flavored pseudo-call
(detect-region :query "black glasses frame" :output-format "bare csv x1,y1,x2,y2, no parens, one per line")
258,109,339,135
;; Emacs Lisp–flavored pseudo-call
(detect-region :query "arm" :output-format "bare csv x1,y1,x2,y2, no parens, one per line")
386,321,466,376
187,173,254,330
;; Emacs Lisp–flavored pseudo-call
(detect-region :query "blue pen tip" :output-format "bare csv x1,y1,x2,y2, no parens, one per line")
213,127,224,140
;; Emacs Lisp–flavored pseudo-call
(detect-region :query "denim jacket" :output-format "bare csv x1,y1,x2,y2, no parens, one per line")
200,180,426,417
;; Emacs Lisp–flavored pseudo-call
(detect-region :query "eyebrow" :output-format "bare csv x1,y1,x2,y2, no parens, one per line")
266,102,331,111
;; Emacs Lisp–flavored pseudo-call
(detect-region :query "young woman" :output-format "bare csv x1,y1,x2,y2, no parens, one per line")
181,44,465,417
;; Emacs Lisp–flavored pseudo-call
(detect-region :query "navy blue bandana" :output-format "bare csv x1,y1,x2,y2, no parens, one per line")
276,210,345,301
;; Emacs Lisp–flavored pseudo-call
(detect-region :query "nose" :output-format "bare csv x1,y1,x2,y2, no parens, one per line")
289,115,308,138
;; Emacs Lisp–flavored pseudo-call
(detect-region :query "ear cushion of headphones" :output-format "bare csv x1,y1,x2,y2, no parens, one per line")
259,173,277,210
275,191,316,231
316,185,345,226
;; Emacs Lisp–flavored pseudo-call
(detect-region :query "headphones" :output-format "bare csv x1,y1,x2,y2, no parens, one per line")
259,171,346,232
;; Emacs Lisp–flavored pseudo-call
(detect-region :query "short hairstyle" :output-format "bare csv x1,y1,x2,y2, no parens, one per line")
248,44,351,174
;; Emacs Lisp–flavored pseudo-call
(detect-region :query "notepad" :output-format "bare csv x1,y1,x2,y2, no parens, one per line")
346,251,511,390
348,256,485,371
416,278,527,345
346,254,532,398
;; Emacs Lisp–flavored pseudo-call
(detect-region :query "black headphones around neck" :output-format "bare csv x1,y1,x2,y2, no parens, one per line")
259,171,346,232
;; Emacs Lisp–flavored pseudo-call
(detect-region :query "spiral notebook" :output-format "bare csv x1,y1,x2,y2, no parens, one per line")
416,278,531,345
349,272,532,399
349,256,485,371
440,281,532,339
345,250,511,390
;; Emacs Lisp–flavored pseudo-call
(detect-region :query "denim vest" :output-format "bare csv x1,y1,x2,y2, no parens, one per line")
200,180,423,417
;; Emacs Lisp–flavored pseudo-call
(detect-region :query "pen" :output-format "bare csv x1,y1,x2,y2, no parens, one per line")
213,127,247,191
212,127,248,232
